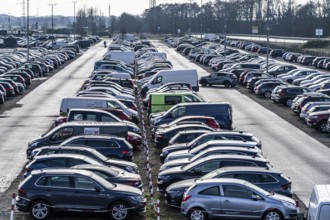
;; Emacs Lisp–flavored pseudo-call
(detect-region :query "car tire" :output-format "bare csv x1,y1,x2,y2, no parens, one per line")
29,200,51,220
109,201,130,220
200,80,207,87
264,91,271,99
286,99,293,107
224,81,230,88
188,208,207,220
317,121,328,133
262,209,283,220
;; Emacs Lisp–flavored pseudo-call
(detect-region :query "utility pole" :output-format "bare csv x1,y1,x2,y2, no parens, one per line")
200,0,203,39
266,0,270,74
224,0,227,58
83,4,87,35
188,0,192,36
49,3,56,45
27,0,29,61
72,1,77,40
108,3,111,37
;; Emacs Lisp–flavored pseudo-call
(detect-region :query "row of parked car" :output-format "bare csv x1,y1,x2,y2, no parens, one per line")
168,36,330,134
0,44,81,104
15,37,157,220
132,37,302,220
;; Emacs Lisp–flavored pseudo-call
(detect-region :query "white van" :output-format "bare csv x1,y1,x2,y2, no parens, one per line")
307,185,330,220
59,97,138,121
141,69,199,94
103,51,135,65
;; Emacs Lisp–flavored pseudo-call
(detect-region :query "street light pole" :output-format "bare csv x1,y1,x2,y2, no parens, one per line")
266,0,270,74
224,0,227,58
49,3,56,45
73,1,77,40
200,0,203,39
188,0,192,36
27,0,30,61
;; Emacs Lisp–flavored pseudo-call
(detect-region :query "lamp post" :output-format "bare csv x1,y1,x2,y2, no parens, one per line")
224,0,227,58
48,3,56,45
200,0,203,39
266,0,270,74
27,0,30,61
73,1,77,40
188,0,192,36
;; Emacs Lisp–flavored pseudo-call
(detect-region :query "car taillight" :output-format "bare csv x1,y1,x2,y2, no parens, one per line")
207,119,220,129
18,188,27,196
182,195,192,202
148,99,150,108
25,167,32,173
281,182,291,190
278,91,285,96
128,180,140,186
122,150,128,155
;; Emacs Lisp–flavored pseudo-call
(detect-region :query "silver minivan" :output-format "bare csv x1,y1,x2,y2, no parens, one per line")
181,178,298,220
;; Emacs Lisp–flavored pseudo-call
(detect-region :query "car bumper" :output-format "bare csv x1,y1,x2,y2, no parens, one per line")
15,196,29,212
165,191,184,207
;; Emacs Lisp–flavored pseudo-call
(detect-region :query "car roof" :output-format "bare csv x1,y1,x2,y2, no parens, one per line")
212,166,280,174
34,154,91,161
176,130,211,135
62,134,123,141
31,168,94,176
37,145,96,152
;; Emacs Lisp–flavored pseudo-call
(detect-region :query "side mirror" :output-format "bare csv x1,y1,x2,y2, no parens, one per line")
94,185,102,192
251,194,261,200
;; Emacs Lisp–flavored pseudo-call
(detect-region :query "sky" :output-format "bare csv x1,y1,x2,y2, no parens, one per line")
0,0,207,17
0,0,307,17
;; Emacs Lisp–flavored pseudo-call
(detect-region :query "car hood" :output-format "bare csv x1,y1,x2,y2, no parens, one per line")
162,143,187,153
167,149,190,159
160,158,190,171
114,183,142,195
166,178,197,191
269,192,295,204
105,158,136,167
158,166,183,176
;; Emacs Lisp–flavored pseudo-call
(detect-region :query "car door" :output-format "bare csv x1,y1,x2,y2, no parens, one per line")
196,186,222,216
220,184,262,218
35,175,75,209
72,176,108,210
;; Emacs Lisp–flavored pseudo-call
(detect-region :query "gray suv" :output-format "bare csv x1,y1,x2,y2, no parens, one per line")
16,169,146,220
181,178,298,220
199,72,237,87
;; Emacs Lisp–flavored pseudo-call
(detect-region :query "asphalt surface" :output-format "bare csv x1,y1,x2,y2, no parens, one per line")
153,40,330,206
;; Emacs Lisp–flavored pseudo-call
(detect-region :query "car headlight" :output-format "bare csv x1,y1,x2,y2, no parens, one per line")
158,175,170,180
282,201,296,209
28,142,38,148
310,115,319,119
126,166,134,173
129,195,145,203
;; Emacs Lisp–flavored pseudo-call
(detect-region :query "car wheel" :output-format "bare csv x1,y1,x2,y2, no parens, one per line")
189,208,207,220
263,210,283,220
224,81,230,88
200,80,207,87
109,201,130,220
317,121,328,133
286,99,293,107
264,91,271,99
29,200,51,220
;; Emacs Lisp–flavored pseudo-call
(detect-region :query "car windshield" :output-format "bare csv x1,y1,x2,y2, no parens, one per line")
90,172,115,189
201,170,220,179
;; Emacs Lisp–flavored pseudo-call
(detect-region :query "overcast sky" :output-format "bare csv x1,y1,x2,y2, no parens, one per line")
0,0,306,17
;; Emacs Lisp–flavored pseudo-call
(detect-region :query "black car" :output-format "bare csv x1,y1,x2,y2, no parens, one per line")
16,169,146,220
30,145,138,173
271,85,311,106
291,93,330,114
157,154,271,192
270,49,286,58
165,167,292,206
60,135,133,161
168,130,210,145
154,124,215,148
72,164,143,190
160,131,261,162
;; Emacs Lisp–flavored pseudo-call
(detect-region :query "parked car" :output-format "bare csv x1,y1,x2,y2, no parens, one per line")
306,110,330,132
291,93,330,114
180,178,298,220
16,169,146,220
199,72,237,87
154,123,215,148
271,85,311,106
58,135,134,161
270,49,286,58
166,167,293,206
168,130,210,145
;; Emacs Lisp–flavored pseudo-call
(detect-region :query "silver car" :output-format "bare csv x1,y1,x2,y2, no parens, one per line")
181,178,298,220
